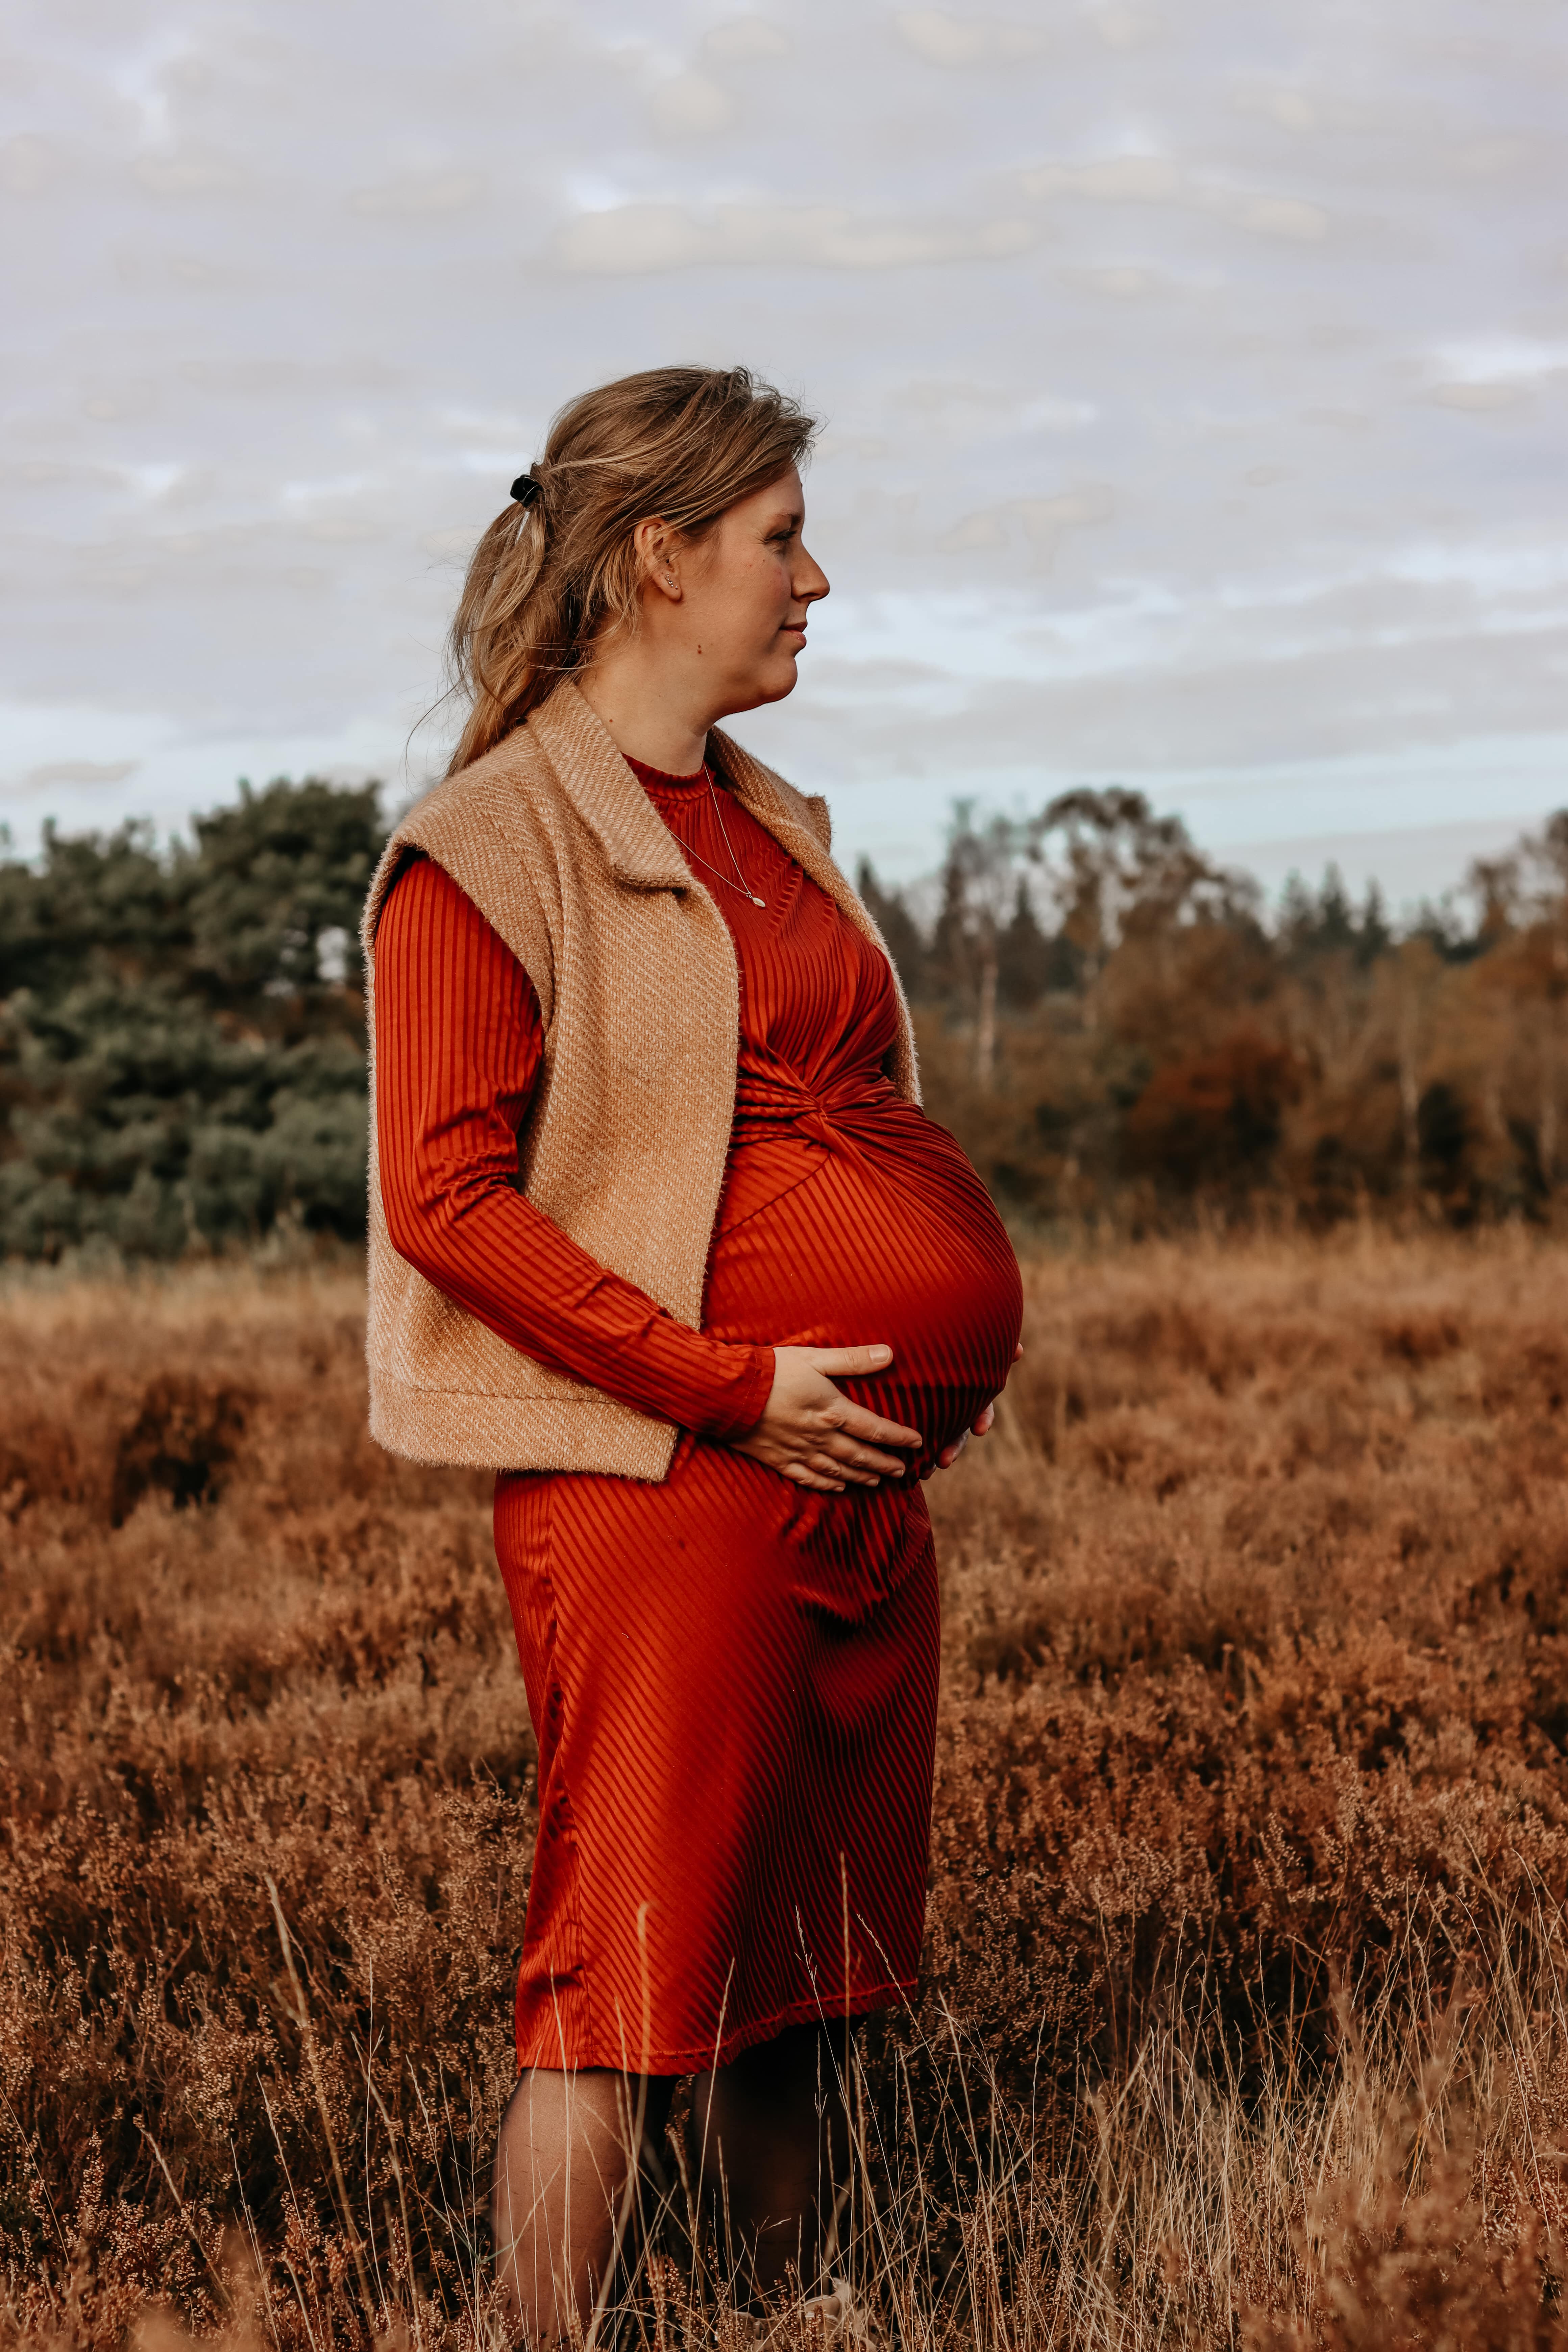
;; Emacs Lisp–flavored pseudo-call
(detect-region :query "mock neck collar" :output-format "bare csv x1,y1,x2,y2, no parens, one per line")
626,753,710,792
524,680,818,893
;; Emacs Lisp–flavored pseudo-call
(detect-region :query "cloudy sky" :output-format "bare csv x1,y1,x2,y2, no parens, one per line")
5,0,1565,911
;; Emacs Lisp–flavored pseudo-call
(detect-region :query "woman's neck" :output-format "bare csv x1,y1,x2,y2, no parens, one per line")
576,647,714,776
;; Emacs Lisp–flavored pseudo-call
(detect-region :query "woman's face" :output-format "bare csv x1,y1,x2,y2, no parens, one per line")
668,466,830,716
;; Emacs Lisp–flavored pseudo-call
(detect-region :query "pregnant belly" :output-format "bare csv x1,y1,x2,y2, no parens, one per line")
703,1103,1024,1475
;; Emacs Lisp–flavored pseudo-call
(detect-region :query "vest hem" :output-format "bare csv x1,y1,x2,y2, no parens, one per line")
368,1379,679,1478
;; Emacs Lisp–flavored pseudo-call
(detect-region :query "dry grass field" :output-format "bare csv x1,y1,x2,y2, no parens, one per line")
4,1233,1568,2349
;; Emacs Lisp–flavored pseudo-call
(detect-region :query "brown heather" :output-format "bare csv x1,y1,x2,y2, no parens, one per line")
4,1233,1568,2348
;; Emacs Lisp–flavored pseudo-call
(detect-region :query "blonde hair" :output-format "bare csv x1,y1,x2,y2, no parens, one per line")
444,366,817,776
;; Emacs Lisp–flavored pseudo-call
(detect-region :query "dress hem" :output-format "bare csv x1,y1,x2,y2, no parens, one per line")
515,1978,915,2078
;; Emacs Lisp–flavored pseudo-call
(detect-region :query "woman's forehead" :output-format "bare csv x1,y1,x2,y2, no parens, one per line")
735,466,804,523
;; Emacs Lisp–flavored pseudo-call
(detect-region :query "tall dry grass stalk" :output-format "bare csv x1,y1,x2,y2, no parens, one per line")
3,1233,1568,2346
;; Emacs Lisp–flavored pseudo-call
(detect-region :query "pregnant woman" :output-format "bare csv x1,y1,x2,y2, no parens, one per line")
363,366,1023,2337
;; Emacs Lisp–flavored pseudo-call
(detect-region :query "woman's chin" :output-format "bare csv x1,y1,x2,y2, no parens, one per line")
752,654,802,706
714,659,798,720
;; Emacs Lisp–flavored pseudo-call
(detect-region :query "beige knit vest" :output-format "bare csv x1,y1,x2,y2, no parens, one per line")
360,680,921,1478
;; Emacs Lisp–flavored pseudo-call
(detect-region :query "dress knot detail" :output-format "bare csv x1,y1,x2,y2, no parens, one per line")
730,1069,902,1160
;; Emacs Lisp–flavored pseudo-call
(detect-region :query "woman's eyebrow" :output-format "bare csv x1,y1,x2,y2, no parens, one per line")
765,508,803,530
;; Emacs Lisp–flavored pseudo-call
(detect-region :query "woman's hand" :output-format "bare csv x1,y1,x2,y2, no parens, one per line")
728,1344,923,1493
927,1342,1025,1477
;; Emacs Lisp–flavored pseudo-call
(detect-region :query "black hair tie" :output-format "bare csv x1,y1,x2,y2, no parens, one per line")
511,470,542,507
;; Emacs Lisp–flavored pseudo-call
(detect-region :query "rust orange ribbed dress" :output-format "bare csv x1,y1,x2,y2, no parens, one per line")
374,756,1023,2075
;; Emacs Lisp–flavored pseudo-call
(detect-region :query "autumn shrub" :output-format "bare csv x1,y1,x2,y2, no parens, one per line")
3,1234,1568,2346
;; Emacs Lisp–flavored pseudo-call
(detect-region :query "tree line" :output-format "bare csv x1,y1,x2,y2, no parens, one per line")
0,777,1563,1259
862,790,1568,1230
0,783,380,1259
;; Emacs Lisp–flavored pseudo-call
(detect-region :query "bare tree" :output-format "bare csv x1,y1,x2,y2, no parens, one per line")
1032,787,1257,1023
939,804,1035,1089
935,787,1259,1089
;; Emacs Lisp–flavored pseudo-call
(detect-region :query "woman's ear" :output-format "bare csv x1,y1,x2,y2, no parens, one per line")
632,516,683,603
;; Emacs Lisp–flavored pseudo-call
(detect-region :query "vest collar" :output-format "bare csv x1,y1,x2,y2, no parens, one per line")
526,680,820,892
526,681,692,892
705,724,819,853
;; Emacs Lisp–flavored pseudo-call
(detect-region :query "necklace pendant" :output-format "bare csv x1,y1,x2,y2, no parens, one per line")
751,894,766,907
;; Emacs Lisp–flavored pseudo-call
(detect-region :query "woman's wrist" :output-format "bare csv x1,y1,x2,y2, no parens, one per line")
698,1345,776,1440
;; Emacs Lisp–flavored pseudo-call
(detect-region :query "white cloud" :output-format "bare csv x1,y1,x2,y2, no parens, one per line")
1429,334,1568,385
78,377,161,423
1088,10,1161,53
348,170,488,218
1019,484,1117,564
648,75,736,139
1021,154,1181,202
1228,79,1319,133
116,461,187,501
1236,195,1328,242
1416,332,1568,414
893,11,1049,66
1065,263,1164,298
131,147,246,197
936,486,1116,564
23,760,139,789
553,203,1036,273
940,509,1011,552
1020,153,1330,241
1,133,66,195
1427,382,1529,413
1454,136,1532,180
702,18,793,60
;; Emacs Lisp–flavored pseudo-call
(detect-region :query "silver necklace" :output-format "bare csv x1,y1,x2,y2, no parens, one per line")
682,767,765,908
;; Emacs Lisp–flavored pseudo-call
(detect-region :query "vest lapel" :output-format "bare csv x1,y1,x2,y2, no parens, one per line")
527,681,693,893
710,726,863,923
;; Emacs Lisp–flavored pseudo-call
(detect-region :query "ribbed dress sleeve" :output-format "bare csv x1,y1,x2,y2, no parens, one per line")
373,853,775,1440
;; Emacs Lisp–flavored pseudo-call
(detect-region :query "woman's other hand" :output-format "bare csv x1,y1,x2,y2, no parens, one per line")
928,1341,1025,1476
728,1345,922,1493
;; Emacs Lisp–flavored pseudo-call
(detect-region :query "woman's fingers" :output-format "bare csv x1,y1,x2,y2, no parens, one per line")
828,1435,915,1474
831,1397,923,1452
806,1343,895,1379
787,1451,878,1493
783,1462,845,1492
822,1443,903,1478
798,1451,876,1486
780,1434,908,1489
